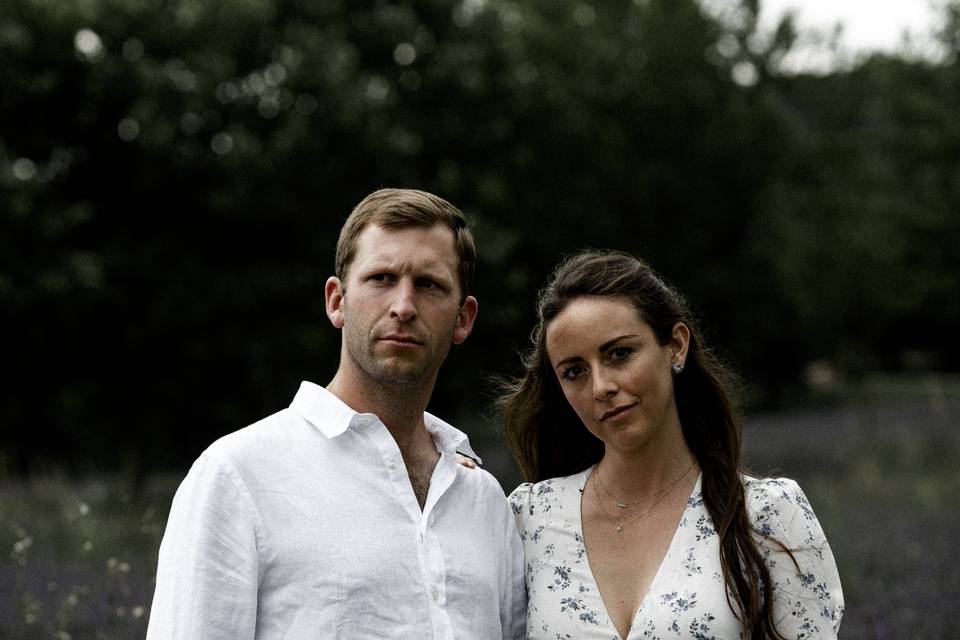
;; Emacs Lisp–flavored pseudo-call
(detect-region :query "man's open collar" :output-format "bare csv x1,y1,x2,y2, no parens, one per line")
424,412,482,465
289,380,482,464
290,381,356,438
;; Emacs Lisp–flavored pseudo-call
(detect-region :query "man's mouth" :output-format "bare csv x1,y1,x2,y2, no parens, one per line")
380,334,423,346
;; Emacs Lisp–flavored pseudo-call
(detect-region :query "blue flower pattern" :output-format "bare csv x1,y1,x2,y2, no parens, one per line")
508,469,844,639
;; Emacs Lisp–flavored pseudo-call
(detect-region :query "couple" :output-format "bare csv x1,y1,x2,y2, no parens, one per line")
147,189,843,639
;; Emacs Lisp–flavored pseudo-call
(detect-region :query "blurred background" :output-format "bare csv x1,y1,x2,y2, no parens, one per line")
2,0,958,636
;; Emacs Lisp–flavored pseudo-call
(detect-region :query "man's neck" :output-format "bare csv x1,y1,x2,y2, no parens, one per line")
326,368,434,457
326,367,441,509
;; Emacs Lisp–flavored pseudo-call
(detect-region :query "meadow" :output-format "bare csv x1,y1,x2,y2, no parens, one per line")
741,375,960,639
2,374,957,638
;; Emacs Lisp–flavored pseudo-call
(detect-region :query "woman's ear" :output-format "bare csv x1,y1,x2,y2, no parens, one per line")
671,321,690,366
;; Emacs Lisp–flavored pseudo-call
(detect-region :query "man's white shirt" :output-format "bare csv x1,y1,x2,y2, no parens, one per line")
147,381,526,639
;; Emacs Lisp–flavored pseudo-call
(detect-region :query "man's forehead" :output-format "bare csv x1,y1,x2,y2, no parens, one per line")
360,221,455,241
352,223,458,271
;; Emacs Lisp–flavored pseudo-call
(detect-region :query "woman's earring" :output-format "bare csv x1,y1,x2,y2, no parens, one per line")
671,360,684,375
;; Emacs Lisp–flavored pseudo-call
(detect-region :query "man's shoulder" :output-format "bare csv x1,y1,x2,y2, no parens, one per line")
450,459,517,512
202,406,308,467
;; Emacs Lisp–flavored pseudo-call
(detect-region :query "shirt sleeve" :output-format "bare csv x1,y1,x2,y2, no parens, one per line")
749,478,845,639
146,451,261,640
501,489,528,640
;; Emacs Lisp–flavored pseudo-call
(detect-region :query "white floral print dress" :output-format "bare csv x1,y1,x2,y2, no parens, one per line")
508,467,844,639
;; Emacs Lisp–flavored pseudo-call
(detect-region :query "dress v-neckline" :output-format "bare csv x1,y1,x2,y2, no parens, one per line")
575,465,703,640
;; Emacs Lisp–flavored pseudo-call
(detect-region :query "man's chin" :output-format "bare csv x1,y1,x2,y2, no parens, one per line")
372,360,436,388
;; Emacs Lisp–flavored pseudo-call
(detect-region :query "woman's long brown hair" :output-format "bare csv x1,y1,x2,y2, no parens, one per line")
501,249,792,639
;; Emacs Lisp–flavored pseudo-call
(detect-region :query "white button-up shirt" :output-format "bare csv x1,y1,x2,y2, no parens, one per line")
147,382,526,639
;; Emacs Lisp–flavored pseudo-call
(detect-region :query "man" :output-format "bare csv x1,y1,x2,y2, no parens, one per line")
147,189,526,639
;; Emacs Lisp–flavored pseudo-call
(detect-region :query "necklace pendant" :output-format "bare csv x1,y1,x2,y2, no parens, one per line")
616,525,623,532
617,502,627,509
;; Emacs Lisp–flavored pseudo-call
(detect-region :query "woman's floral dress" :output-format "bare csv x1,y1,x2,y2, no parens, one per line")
508,468,844,639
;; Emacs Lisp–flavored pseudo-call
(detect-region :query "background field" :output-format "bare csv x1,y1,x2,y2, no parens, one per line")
2,374,957,638
742,375,960,639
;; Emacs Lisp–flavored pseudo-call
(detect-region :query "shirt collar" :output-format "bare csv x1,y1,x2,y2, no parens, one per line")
424,412,481,465
289,381,482,464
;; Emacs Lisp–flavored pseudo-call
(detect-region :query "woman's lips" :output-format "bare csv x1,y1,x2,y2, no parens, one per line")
599,403,636,422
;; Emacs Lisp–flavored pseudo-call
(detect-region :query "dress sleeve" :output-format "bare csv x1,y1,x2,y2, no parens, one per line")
507,482,535,541
748,478,845,639
146,451,261,640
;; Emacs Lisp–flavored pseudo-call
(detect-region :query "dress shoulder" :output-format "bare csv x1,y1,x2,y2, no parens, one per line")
507,481,534,510
508,473,579,537
507,481,535,534
744,476,825,549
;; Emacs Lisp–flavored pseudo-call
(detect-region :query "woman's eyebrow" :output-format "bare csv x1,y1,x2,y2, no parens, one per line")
554,354,584,368
598,334,638,352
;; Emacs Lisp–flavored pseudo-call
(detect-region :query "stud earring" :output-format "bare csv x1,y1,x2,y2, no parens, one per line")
671,361,684,375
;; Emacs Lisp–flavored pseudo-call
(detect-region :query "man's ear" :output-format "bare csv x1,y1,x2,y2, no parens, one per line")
325,276,345,329
452,296,479,345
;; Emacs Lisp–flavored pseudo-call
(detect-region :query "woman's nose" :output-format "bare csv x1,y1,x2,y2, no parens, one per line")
592,370,618,400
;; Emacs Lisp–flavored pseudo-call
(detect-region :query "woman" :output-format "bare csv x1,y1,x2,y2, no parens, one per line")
502,250,843,639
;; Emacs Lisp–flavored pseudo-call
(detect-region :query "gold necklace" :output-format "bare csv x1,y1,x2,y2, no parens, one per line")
591,460,697,533
594,466,630,508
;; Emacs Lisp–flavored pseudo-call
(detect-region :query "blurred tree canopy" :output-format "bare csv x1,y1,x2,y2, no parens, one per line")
2,0,958,473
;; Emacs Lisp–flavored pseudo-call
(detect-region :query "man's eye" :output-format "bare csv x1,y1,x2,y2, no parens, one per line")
369,273,389,282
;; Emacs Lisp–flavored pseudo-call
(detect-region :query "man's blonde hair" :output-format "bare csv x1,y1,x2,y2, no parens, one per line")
335,188,476,300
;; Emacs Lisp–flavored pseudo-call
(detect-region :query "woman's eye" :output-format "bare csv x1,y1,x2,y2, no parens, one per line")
609,346,633,361
561,365,585,381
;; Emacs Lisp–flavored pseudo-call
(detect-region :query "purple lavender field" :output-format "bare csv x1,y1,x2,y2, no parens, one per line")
743,375,960,639
2,375,957,638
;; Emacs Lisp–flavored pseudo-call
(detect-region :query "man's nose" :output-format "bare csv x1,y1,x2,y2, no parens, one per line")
389,280,418,322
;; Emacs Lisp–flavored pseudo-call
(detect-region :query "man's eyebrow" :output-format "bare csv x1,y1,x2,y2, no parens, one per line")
415,269,452,280
360,260,452,276
356,260,393,272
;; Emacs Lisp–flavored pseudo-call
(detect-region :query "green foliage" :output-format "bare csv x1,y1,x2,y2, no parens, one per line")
2,0,958,469
755,53,960,373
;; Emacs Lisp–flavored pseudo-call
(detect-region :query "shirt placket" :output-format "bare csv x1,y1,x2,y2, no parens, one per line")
363,418,457,640
419,453,456,640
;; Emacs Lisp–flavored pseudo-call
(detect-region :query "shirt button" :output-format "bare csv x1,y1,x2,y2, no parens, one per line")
387,459,396,469
432,589,440,601
418,532,424,543
428,514,435,526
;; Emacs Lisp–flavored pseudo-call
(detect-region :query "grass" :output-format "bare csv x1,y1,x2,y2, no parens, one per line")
1,374,957,638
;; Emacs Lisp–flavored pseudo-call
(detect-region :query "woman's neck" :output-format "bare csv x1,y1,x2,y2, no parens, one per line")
595,431,697,504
